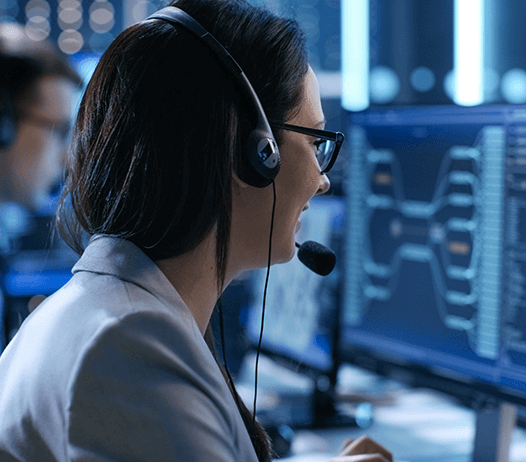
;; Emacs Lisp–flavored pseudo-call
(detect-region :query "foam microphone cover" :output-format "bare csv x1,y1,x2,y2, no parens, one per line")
297,241,336,276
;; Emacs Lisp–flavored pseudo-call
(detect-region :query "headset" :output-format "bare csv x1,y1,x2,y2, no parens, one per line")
145,6,281,188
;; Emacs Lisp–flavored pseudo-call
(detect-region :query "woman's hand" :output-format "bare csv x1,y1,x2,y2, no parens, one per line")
326,435,392,462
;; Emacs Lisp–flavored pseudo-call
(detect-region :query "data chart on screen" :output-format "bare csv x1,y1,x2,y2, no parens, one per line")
343,105,525,396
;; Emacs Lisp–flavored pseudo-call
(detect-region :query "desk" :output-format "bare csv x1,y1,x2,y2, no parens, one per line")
281,388,526,462
237,356,526,462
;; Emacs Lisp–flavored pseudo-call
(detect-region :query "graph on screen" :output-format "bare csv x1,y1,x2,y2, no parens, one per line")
343,105,525,395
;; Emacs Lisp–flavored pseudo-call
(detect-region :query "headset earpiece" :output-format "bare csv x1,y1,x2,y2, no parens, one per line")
244,127,280,188
145,6,280,188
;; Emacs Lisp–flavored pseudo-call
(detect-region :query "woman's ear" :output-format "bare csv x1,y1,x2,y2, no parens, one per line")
232,171,250,189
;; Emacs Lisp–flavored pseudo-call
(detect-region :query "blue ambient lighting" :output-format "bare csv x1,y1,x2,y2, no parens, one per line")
341,0,369,111
410,67,436,93
369,66,400,104
501,69,526,104
454,0,484,106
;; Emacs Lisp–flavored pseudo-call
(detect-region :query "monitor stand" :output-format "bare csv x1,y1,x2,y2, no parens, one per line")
472,400,517,462
252,370,371,430
261,373,370,458
309,373,371,429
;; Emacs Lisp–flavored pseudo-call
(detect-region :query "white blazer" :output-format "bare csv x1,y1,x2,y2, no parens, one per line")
0,235,258,462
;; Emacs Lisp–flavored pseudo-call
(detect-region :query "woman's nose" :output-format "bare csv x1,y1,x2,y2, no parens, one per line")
316,173,331,196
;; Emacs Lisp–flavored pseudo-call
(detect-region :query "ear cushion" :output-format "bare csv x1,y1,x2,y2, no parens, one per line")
236,134,281,188
236,130,280,188
235,150,274,188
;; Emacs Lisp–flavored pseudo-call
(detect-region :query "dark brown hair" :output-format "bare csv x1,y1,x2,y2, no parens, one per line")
57,0,308,460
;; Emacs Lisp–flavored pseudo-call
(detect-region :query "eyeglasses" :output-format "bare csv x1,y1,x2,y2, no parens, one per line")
272,123,344,174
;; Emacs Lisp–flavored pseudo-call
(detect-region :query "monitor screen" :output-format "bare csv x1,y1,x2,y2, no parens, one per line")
244,195,345,374
341,104,525,402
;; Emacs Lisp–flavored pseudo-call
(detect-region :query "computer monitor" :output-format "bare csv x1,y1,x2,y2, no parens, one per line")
0,212,78,346
341,104,525,457
243,195,350,428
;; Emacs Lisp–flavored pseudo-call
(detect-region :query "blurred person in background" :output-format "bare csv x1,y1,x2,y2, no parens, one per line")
0,23,82,352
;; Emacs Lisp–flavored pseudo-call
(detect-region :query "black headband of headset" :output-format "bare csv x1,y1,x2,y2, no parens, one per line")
145,6,281,187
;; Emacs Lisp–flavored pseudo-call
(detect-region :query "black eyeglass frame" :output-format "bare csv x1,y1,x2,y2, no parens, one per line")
272,123,344,174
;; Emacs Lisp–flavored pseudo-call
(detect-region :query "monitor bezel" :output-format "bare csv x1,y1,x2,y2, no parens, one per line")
339,341,526,407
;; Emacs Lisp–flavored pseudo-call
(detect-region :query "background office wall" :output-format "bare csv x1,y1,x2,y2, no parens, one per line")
1,0,524,105
1,0,523,190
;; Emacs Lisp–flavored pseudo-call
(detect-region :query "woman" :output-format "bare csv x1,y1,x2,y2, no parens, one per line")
0,0,391,460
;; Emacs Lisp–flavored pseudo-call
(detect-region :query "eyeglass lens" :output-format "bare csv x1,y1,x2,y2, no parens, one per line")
316,139,335,171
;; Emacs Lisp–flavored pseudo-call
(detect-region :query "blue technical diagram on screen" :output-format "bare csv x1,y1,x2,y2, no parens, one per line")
343,104,525,397
245,196,345,373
